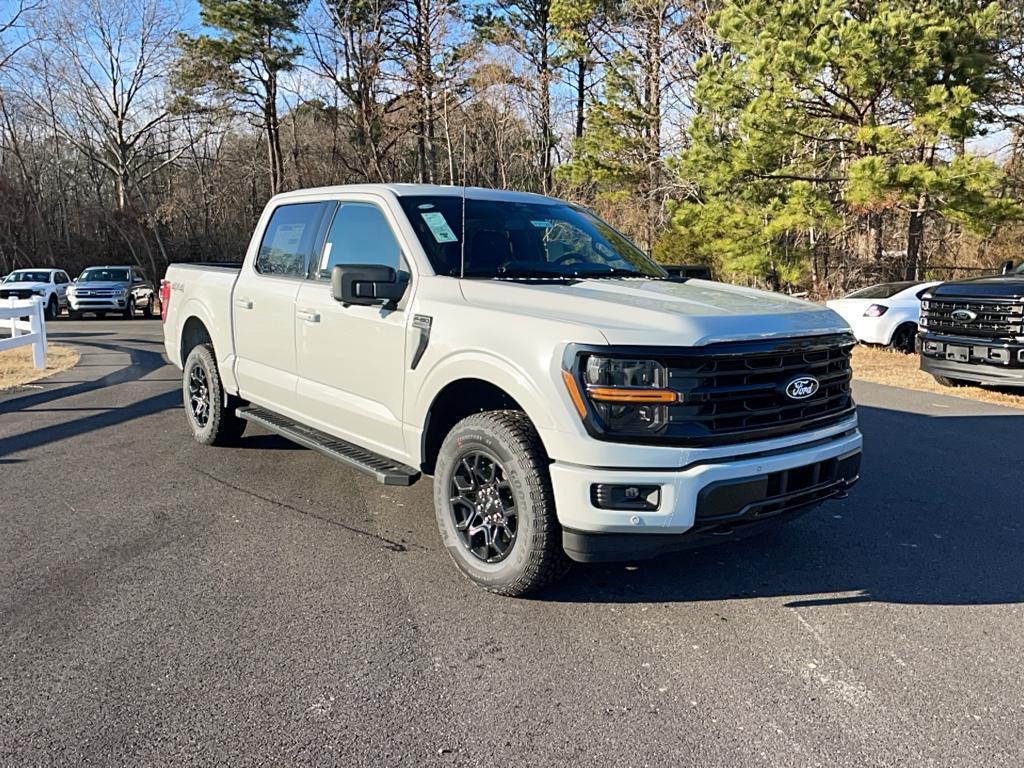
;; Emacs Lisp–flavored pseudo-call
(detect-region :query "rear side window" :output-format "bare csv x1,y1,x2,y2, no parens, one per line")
256,203,325,277
317,203,401,279
845,281,917,299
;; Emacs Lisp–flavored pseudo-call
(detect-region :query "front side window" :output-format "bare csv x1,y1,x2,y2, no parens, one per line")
55,272,69,284
255,203,325,277
316,203,402,279
396,195,667,279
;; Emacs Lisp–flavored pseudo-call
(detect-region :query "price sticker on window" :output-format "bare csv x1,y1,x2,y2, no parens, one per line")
421,212,458,243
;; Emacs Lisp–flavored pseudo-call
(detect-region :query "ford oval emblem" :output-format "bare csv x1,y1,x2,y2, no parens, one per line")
785,376,820,400
950,308,977,322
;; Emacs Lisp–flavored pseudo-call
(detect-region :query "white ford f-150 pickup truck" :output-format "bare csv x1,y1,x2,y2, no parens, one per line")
162,184,862,596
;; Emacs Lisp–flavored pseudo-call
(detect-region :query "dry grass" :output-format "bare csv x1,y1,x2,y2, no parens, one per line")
851,345,1024,410
0,343,80,390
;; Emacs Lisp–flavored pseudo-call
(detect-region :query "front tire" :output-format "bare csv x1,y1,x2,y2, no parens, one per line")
933,375,969,388
123,297,135,319
182,344,246,446
433,410,570,597
143,295,156,318
45,296,58,320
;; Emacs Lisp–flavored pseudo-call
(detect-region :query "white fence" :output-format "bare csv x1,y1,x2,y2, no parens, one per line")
0,296,47,369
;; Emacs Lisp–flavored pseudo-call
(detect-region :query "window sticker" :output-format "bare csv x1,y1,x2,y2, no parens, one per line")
530,220,552,228
420,211,458,243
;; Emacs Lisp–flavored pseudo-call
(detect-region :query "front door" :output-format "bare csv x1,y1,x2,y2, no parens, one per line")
233,201,329,417
294,198,411,461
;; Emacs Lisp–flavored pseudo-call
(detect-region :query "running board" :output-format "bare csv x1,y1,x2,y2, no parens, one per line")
236,405,420,486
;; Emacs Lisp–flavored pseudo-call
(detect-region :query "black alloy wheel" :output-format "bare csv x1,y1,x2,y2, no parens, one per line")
449,449,518,563
188,363,211,428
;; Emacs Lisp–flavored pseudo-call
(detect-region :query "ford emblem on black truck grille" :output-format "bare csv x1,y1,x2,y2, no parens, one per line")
950,308,977,322
784,375,820,400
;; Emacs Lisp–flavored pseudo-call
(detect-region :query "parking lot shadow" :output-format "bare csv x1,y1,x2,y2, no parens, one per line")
547,404,1024,607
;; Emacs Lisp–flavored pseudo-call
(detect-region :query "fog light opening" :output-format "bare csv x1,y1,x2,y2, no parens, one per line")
591,483,661,511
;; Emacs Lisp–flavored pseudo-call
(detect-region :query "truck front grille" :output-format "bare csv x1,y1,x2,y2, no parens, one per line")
0,289,34,300
659,334,855,445
921,297,1024,340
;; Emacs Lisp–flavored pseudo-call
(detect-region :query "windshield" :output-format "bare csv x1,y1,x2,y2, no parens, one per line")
7,270,51,283
845,281,918,299
79,268,130,282
396,195,667,279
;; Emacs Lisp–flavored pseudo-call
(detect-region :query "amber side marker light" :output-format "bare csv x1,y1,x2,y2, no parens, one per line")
562,370,588,417
586,387,679,404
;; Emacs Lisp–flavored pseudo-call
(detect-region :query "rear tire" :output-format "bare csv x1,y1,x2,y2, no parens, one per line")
889,323,917,354
933,375,969,388
182,343,246,446
433,410,570,597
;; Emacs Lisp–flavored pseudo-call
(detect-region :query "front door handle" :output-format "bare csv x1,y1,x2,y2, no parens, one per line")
235,298,254,310
297,309,320,323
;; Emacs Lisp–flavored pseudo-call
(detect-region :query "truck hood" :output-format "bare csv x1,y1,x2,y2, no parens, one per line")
72,280,130,292
460,278,848,346
0,281,48,291
927,275,1024,300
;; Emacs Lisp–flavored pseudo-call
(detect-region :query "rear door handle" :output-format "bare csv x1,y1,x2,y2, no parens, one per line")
297,309,320,323
235,298,253,310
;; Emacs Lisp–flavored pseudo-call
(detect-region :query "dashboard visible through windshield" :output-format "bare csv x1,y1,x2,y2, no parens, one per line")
396,195,667,280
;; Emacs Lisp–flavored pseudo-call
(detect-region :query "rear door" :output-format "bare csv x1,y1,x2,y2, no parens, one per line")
233,201,331,417
294,197,412,459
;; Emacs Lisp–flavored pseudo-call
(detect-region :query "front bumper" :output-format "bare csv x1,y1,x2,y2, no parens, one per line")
69,296,128,312
549,427,862,561
920,334,1024,386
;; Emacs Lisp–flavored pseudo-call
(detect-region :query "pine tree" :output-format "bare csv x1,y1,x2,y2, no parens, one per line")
670,0,1021,290
178,0,307,195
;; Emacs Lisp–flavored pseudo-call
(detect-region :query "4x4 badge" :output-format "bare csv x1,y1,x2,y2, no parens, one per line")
784,375,819,400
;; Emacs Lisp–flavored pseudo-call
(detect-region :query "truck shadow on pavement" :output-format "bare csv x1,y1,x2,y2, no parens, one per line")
547,403,1024,607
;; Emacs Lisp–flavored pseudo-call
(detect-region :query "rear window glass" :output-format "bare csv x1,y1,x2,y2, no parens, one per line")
845,282,917,299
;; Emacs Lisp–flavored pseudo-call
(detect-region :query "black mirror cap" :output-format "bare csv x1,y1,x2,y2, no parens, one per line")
331,264,409,307
1001,259,1015,275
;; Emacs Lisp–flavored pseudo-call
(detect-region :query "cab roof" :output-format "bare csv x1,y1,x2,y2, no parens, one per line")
271,183,561,206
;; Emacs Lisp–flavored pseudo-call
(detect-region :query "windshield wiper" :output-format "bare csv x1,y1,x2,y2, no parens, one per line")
577,267,665,279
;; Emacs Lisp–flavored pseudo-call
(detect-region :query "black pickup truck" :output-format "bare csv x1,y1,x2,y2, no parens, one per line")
919,261,1024,387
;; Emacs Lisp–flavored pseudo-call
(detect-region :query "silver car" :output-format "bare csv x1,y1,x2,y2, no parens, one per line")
68,266,156,319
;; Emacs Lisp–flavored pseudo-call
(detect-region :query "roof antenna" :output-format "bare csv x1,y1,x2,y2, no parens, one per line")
460,124,467,279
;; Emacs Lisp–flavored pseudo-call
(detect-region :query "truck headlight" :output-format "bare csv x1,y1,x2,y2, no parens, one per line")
563,354,676,434
33,288,46,296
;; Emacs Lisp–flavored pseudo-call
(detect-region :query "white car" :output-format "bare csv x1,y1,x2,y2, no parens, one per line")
826,280,940,353
0,268,73,319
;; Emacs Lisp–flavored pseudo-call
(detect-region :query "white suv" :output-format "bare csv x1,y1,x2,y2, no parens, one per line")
0,268,72,319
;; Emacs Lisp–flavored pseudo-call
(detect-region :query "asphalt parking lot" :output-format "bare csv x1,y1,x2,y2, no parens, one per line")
2,320,1023,767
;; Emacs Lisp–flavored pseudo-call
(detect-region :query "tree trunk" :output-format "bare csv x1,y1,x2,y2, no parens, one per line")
906,194,927,280
574,56,586,139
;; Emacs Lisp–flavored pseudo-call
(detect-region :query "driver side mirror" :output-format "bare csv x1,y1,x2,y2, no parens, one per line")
331,264,409,308
1001,259,1014,275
